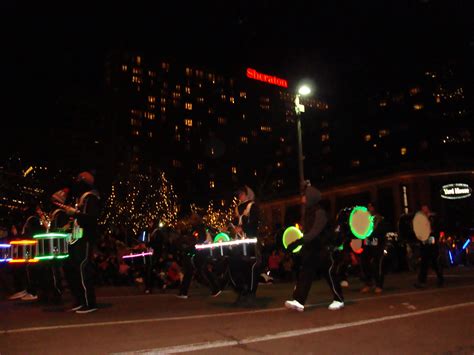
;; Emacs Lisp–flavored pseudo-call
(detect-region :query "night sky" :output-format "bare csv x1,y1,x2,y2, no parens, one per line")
1,1,473,161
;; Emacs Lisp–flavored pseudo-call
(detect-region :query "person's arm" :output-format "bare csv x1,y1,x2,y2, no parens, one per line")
244,204,259,236
302,209,328,243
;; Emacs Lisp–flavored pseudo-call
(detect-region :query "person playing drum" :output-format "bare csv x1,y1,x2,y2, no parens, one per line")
414,204,444,289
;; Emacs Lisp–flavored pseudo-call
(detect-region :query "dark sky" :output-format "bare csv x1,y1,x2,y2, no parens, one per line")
1,0,473,160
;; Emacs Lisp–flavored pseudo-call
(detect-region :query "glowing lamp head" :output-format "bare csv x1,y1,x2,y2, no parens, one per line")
298,85,311,96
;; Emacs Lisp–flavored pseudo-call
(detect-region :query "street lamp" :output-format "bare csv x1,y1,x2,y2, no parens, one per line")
295,84,311,222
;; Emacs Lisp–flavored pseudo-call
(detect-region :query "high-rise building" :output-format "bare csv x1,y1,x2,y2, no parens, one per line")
104,53,330,204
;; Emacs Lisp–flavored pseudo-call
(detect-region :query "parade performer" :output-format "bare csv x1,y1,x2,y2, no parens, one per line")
285,184,344,312
228,185,261,307
61,171,101,313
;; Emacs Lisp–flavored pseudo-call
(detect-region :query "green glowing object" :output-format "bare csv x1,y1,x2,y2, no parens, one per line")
282,226,303,253
213,232,231,243
34,255,69,260
349,206,374,240
33,233,70,239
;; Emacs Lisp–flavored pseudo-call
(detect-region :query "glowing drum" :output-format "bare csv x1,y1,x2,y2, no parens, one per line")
33,233,70,261
282,226,303,253
337,206,375,240
412,211,433,244
9,240,38,264
0,243,12,263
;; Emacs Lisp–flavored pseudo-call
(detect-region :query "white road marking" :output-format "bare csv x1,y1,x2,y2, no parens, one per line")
114,301,474,354
2,284,474,335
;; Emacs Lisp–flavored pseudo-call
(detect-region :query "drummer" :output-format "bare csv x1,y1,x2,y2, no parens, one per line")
414,204,444,289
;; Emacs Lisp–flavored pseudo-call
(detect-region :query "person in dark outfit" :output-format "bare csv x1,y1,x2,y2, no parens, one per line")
285,184,345,312
228,185,261,307
176,213,221,299
414,205,444,289
360,202,389,294
62,171,100,314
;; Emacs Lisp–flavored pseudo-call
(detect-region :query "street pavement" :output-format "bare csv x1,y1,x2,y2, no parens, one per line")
1,267,474,354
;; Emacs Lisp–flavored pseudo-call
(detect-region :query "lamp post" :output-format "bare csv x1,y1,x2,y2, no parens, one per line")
295,85,311,222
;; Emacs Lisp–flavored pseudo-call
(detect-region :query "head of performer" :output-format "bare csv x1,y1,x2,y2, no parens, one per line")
72,170,95,197
236,185,255,204
301,181,321,208
421,204,431,217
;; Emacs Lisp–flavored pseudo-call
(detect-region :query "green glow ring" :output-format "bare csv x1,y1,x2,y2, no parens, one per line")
33,233,70,239
213,232,231,243
349,206,374,240
282,226,303,253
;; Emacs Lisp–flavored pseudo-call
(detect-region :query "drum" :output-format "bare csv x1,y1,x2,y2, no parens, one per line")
337,206,374,240
0,243,12,263
412,211,431,242
33,233,70,260
9,240,38,263
282,226,303,253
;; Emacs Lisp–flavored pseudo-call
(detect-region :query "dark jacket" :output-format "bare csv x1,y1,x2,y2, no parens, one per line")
235,200,259,237
75,190,100,243
302,187,331,247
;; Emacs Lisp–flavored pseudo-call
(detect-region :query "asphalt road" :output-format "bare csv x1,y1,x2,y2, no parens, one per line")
2,267,474,355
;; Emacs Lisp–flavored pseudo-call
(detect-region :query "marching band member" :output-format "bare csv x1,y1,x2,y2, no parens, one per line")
228,185,261,307
285,183,344,312
360,202,388,294
176,212,221,299
62,171,101,314
414,204,444,289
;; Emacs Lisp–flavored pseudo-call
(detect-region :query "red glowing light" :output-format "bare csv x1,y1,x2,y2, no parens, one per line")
246,68,288,88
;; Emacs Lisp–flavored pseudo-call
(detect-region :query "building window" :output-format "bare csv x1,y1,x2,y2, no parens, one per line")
378,129,390,138
162,62,170,71
161,107,166,113
172,160,182,168
364,134,372,142
148,132,153,138
221,94,226,101
240,136,248,144
351,160,360,167
229,97,235,104
321,133,330,142
401,147,407,156
276,162,282,168
144,112,155,120
184,119,193,127
132,130,140,136
148,70,156,77
148,96,156,103
175,134,181,142
321,121,329,128
379,100,388,107
132,67,141,74
231,166,237,174
131,76,142,84
130,118,141,127
172,92,181,99
260,126,272,132
197,163,204,171
136,56,141,65
197,97,204,103
209,180,215,189
254,170,258,176
218,117,227,125
185,86,191,94
121,65,128,72
413,103,424,111
409,87,421,96
260,104,270,110
185,67,192,76
240,92,247,99
185,102,193,110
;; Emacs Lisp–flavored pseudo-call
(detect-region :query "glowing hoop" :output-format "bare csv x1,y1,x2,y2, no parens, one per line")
282,226,303,253
349,206,374,240
214,232,231,243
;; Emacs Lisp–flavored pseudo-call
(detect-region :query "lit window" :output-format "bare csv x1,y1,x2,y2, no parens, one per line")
242,114,246,120
210,180,215,189
280,137,285,143
136,56,141,65
276,162,282,168
184,119,193,127
161,107,166,113
132,130,140,136
148,70,155,77
231,166,237,174
229,97,235,104
409,87,421,95
148,132,153,138
378,129,390,138
240,92,247,98
321,121,329,128
172,160,182,168
185,86,191,94
130,118,141,127
321,133,330,142
436,96,441,104
172,92,181,99
277,179,284,187
240,136,248,144
197,97,204,103
148,96,156,103
145,112,155,120
351,160,360,167
254,170,258,176
221,94,226,101
161,98,166,104
175,134,181,142
401,147,407,156
218,117,227,125
185,102,193,110
364,134,371,142
197,163,204,170
132,68,141,74
185,68,192,76
251,130,257,137
413,104,424,111
260,126,272,132
379,100,388,107
162,62,170,71
121,65,128,72
210,148,215,156
260,104,270,110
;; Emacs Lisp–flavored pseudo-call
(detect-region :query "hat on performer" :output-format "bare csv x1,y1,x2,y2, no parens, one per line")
76,171,95,186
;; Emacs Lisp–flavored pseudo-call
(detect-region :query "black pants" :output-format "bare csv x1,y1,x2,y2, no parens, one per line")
179,252,220,296
418,244,443,284
64,239,96,308
361,246,385,289
293,245,344,305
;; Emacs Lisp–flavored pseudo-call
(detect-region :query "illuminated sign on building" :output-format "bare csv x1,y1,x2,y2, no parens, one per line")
246,68,288,88
440,183,472,200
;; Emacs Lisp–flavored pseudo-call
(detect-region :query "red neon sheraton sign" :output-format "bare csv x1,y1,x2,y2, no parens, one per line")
246,68,288,88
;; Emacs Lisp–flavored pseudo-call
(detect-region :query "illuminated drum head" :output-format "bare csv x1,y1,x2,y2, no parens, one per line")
282,226,303,253
350,239,363,254
412,212,430,242
214,232,231,243
349,206,374,240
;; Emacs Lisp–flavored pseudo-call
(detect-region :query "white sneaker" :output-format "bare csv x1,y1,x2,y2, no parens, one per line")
69,305,84,312
21,293,38,301
211,290,222,298
284,300,304,312
340,280,349,288
8,290,27,300
76,307,98,314
176,294,188,299
328,300,344,310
